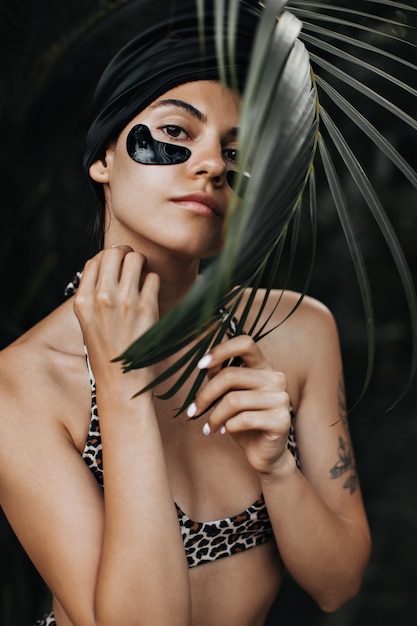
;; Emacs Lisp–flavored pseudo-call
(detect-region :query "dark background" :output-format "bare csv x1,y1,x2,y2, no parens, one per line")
0,1,416,624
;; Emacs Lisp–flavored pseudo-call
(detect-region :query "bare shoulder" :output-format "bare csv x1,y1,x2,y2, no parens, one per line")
0,299,90,455
268,288,336,329
237,288,341,411
243,288,339,359
0,303,105,613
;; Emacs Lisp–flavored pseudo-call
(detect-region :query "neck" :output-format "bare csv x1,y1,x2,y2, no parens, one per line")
154,257,200,317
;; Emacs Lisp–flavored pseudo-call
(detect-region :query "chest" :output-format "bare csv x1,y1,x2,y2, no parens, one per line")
155,391,264,522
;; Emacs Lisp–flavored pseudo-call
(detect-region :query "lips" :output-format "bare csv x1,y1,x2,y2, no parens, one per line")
171,192,222,217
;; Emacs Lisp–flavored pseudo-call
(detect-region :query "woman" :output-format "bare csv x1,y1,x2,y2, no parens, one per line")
0,1,371,625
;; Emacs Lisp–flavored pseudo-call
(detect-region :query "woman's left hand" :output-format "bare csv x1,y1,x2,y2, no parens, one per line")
187,335,292,476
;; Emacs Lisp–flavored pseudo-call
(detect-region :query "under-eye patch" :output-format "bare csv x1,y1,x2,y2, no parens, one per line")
226,170,250,197
126,124,250,196
127,124,191,165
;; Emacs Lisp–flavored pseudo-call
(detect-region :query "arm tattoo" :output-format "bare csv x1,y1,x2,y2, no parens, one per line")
329,372,358,494
330,436,358,494
338,375,348,427
330,374,348,427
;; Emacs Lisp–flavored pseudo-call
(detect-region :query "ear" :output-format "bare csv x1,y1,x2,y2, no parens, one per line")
89,151,113,183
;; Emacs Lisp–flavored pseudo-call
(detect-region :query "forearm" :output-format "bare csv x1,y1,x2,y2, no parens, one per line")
71,249,190,623
260,450,370,612
94,389,191,625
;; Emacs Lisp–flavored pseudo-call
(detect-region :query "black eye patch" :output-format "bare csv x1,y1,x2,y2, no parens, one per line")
126,124,250,196
226,170,250,198
127,124,191,165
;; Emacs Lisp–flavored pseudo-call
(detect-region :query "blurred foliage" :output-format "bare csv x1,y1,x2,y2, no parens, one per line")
0,1,416,625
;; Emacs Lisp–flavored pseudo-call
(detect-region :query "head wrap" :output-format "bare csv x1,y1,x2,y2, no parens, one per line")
83,0,263,176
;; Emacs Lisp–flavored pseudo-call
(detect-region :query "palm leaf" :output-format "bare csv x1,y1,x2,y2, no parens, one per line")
319,106,417,403
116,0,416,410
117,6,319,386
3,0,416,408
289,0,417,402
318,134,376,404
252,169,318,343
315,76,417,187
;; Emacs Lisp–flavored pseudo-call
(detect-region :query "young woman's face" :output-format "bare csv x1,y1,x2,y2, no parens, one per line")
90,80,241,261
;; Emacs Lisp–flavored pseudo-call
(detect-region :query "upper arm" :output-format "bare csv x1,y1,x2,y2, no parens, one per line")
289,298,369,533
0,365,104,626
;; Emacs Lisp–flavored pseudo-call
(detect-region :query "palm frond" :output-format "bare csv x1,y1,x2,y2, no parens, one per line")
319,106,417,402
315,76,417,187
117,0,417,409
318,133,376,404
4,0,416,408
116,3,319,403
252,169,318,343
289,0,417,402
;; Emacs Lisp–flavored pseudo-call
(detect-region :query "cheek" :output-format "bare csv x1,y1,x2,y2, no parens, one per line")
109,158,168,206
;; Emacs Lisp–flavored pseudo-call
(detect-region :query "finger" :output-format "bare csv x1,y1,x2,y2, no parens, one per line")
77,247,134,297
197,335,271,373
76,257,99,295
214,409,291,438
206,389,291,433
136,272,161,329
74,249,143,322
118,251,148,295
191,367,286,415
73,256,103,317
96,246,137,289
110,244,134,253
140,271,161,304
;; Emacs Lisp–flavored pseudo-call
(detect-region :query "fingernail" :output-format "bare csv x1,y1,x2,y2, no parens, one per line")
187,403,197,418
203,423,211,436
197,354,213,369
220,426,226,435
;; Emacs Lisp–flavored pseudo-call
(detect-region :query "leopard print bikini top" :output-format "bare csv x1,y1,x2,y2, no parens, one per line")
66,273,300,568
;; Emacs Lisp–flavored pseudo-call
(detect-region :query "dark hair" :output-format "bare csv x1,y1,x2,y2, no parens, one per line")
83,0,263,247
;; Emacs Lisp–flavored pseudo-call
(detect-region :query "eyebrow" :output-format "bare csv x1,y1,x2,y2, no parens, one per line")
150,98,207,123
149,98,239,138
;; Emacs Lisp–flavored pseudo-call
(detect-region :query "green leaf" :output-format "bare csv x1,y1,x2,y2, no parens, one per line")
315,76,417,188
5,0,416,408
319,106,417,403
117,2,319,389
318,134,376,405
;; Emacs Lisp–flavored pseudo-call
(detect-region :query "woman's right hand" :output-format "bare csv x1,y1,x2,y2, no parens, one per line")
73,245,160,392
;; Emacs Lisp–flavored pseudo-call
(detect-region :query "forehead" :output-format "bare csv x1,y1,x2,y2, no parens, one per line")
143,80,241,122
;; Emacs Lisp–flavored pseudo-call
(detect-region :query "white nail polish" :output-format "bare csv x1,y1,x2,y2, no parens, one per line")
220,426,226,435
197,354,213,369
187,403,197,418
203,423,211,436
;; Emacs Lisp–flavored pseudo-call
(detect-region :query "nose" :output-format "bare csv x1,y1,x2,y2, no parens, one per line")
187,139,227,188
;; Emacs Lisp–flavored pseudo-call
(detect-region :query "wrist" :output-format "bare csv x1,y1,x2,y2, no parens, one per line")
258,448,298,485
93,360,155,397
96,380,155,419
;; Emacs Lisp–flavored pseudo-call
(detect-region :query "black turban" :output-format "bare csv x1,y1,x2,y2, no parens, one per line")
83,0,263,176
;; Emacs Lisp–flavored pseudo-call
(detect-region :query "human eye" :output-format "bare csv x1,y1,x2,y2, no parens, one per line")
161,125,188,140
223,147,239,165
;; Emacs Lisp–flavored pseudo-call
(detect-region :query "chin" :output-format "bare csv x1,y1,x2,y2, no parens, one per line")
170,234,223,261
